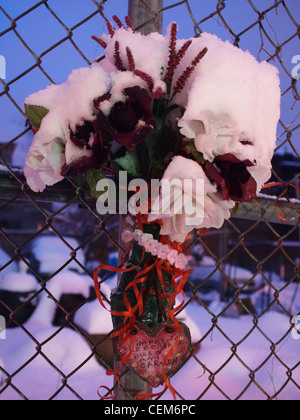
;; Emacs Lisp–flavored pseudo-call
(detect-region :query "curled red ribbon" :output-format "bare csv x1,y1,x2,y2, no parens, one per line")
93,218,191,400
262,181,300,222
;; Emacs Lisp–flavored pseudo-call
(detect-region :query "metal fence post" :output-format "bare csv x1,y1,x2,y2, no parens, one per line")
113,0,163,401
128,0,163,34
113,215,151,400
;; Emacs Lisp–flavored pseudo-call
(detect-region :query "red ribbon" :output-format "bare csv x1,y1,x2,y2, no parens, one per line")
97,385,114,400
93,218,191,400
262,181,300,222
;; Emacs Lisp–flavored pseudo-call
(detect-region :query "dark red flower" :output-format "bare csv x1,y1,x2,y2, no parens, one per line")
62,117,113,176
204,153,257,203
62,86,156,175
107,86,157,149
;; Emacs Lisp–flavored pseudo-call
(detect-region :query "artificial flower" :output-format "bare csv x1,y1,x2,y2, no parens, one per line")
204,154,257,202
24,113,66,192
143,238,162,257
61,116,112,176
23,18,280,249
121,230,134,244
148,156,234,244
167,250,180,266
174,253,189,271
157,244,172,261
107,86,157,149
176,32,280,192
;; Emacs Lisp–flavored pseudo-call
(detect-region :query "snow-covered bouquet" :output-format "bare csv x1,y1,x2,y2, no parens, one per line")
24,17,281,395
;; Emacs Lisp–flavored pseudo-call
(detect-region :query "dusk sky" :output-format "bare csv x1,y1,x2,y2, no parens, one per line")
0,0,299,168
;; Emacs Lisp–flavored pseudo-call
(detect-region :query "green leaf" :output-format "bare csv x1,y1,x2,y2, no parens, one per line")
146,117,163,151
130,241,148,266
114,149,142,178
24,104,50,131
86,168,106,199
150,160,168,181
185,141,206,164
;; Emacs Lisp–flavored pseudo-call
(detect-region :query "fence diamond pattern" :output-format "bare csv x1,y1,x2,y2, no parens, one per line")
0,0,299,400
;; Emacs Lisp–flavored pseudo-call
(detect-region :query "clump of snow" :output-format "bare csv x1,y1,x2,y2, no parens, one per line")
104,28,167,93
257,192,300,206
98,70,149,116
31,236,85,275
177,32,281,190
74,295,113,336
73,274,114,335
149,156,234,243
0,165,22,173
0,272,39,293
24,64,111,192
0,248,18,276
0,323,106,400
30,269,90,327
25,63,111,133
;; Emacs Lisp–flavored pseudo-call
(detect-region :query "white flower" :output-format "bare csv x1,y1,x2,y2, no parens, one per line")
24,64,112,193
148,156,234,244
167,250,179,266
137,233,153,246
157,244,172,260
132,229,143,241
24,113,66,193
174,253,189,270
121,230,134,244
132,230,154,247
176,33,281,192
143,238,163,257
143,238,156,254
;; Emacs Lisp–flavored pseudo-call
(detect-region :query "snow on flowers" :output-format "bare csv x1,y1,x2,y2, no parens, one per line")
23,17,282,393
24,17,281,250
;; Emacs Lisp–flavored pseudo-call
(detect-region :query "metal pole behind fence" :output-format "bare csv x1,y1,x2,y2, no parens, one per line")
128,0,163,34
113,0,163,401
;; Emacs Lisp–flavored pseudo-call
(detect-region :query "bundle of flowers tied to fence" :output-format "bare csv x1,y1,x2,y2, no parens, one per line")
24,16,281,397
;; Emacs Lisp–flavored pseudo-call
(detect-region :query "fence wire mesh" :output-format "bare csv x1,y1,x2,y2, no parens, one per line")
0,0,299,400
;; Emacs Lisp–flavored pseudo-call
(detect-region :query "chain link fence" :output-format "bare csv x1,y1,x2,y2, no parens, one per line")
0,0,299,400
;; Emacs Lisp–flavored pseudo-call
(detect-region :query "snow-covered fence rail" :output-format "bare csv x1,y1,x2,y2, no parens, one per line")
0,0,299,401
0,168,299,226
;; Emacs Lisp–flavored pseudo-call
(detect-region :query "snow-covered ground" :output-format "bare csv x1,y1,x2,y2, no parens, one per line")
159,304,300,400
0,239,299,400
0,322,110,400
0,266,112,400
0,301,299,400
0,249,18,278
